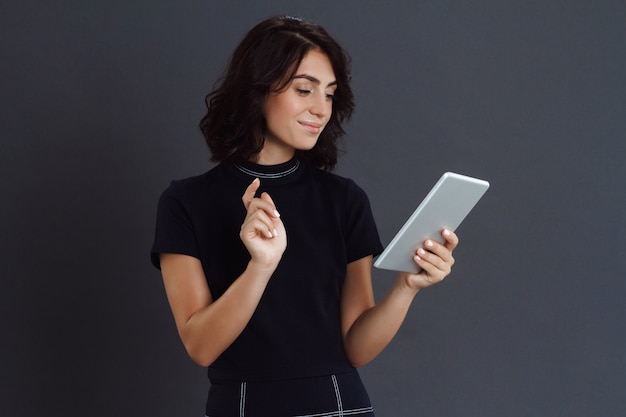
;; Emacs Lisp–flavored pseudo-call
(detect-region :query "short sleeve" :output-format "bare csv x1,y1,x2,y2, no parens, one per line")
344,179,384,263
150,181,200,269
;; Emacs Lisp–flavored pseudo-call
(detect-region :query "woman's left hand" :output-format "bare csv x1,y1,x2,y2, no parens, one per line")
401,229,459,290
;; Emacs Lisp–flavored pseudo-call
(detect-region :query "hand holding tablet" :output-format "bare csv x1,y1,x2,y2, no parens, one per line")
374,172,490,274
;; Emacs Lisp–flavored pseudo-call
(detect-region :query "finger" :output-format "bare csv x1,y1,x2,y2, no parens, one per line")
246,217,277,239
242,208,278,238
412,252,446,284
260,192,280,218
423,239,454,265
246,198,280,231
242,178,260,209
441,229,459,250
415,246,450,273
247,196,281,219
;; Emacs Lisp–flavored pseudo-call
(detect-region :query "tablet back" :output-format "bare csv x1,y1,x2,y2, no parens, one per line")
374,172,490,274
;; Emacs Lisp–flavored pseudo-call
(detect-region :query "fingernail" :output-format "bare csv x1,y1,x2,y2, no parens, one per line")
426,240,433,247
273,228,278,237
266,230,273,238
443,229,451,236
418,248,426,256
273,210,280,218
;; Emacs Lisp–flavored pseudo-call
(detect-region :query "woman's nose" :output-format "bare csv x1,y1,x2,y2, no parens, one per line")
310,92,329,117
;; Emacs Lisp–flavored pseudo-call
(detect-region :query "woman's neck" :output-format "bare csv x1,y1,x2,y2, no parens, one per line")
254,144,296,166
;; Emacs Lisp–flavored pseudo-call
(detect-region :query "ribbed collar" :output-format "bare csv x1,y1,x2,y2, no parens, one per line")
228,157,304,185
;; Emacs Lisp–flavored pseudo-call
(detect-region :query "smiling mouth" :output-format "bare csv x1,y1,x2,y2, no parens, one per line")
299,121,322,134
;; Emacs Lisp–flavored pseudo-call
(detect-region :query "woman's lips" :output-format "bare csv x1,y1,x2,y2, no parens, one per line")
299,121,322,134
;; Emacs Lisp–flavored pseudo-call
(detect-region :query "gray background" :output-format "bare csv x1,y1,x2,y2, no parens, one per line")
2,1,625,416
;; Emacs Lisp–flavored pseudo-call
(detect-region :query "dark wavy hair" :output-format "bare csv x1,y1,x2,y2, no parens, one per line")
199,16,354,170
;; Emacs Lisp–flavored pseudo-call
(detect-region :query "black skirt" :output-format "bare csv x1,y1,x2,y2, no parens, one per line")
205,369,375,417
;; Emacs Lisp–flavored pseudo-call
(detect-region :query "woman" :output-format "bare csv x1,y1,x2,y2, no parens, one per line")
151,15,458,417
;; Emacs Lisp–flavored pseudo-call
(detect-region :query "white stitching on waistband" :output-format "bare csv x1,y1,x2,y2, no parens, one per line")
239,381,247,417
210,376,373,417
291,373,374,416
331,375,344,416
293,406,374,417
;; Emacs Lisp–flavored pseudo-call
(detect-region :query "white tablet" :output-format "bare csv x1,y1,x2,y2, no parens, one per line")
374,172,490,274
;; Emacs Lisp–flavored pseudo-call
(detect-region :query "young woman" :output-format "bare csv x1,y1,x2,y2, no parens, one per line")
151,15,458,417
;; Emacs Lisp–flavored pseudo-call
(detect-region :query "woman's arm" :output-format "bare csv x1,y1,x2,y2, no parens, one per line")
341,229,458,367
160,178,286,366
161,253,277,366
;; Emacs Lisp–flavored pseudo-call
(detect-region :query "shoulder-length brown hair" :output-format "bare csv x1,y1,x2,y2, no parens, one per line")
199,16,354,170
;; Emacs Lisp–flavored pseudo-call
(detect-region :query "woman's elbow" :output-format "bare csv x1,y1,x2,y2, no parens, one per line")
348,356,373,369
178,330,217,367
184,342,217,367
344,344,375,368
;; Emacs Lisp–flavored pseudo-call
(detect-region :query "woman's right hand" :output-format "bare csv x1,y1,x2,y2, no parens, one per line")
240,178,287,268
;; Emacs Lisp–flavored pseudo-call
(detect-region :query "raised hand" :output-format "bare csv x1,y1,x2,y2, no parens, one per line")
240,178,287,268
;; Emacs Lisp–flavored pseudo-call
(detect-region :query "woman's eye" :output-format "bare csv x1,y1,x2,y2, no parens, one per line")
325,93,335,101
297,89,312,95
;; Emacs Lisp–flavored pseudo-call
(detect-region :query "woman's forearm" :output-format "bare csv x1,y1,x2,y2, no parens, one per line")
343,274,419,368
173,260,276,367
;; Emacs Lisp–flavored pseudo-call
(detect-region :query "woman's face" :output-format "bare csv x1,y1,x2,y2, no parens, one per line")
259,49,337,164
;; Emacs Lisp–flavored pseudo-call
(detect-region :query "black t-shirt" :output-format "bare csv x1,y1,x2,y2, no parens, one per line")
151,158,383,382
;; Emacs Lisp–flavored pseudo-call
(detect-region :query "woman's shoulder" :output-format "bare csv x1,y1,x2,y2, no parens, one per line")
160,165,232,201
310,167,352,186
309,168,367,196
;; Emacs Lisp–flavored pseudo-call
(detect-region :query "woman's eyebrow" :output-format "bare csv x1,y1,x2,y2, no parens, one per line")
292,74,338,87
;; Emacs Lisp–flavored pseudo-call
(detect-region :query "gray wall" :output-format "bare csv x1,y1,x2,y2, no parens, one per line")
2,1,625,416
